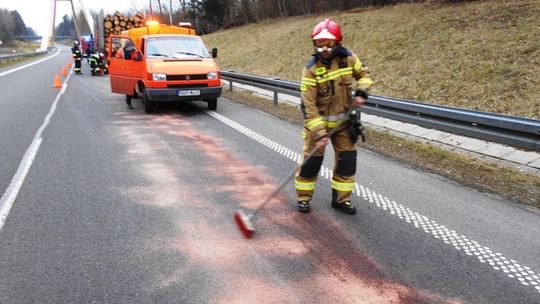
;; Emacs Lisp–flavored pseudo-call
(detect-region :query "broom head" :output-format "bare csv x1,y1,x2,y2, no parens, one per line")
234,209,255,238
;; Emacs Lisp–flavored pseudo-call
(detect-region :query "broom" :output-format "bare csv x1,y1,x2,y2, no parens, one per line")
234,116,356,238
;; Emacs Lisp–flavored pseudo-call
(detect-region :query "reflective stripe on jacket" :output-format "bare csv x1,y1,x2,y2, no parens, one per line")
300,46,373,137
72,50,82,60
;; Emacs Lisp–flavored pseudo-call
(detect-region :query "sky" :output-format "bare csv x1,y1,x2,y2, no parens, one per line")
0,0,153,36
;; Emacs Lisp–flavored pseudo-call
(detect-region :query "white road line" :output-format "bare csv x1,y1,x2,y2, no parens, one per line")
0,68,72,229
204,109,540,294
0,48,61,77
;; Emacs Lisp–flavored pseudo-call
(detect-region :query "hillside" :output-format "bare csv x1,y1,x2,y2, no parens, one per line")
205,0,539,119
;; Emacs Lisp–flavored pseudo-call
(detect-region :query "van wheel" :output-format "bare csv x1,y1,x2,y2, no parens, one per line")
207,98,217,111
142,89,154,113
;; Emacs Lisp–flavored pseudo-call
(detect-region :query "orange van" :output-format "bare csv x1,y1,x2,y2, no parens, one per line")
108,22,222,112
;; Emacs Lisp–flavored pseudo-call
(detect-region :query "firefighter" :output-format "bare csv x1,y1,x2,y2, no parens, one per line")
88,50,100,76
98,52,109,75
71,40,79,54
295,19,374,214
72,41,83,75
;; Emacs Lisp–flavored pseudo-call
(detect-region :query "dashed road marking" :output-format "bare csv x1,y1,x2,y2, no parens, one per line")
205,109,540,294
0,67,72,229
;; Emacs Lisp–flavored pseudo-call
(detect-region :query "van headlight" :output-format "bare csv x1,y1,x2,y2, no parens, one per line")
207,72,218,80
152,73,166,81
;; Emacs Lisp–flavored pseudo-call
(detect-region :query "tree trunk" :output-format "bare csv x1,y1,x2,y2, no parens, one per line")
157,0,163,15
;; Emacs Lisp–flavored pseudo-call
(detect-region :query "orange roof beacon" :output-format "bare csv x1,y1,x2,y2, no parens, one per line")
108,22,222,112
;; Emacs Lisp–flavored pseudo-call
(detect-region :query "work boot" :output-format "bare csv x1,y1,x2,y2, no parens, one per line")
331,201,356,215
297,201,310,213
125,95,134,109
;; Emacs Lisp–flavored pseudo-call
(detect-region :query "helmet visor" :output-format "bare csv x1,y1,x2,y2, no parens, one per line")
313,39,337,54
314,39,337,47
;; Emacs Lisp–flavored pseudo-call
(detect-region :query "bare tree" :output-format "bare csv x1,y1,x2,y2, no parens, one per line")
0,9,15,43
157,0,164,15
178,0,187,15
170,0,173,13
187,0,475,33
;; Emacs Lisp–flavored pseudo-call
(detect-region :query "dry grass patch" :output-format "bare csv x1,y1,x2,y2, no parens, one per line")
366,129,540,208
0,41,45,67
206,0,539,118
0,54,40,68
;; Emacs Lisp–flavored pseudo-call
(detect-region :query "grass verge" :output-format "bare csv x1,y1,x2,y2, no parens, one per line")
206,0,539,119
0,55,40,68
222,89,540,209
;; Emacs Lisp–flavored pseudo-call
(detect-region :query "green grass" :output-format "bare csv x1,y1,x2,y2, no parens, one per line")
206,0,539,119
0,41,40,54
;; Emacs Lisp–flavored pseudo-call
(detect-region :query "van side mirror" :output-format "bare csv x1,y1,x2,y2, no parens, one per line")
211,48,218,58
134,52,142,61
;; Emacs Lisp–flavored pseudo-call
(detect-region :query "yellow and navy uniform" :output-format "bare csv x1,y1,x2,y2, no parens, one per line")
88,52,100,76
295,46,373,204
72,46,83,75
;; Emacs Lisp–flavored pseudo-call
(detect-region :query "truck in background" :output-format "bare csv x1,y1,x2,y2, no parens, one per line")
93,11,146,59
79,35,94,58
107,21,222,113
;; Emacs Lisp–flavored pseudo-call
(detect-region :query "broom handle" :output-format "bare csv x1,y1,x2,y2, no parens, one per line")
249,119,352,218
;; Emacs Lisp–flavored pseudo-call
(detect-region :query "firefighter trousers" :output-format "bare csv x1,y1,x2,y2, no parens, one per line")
74,59,82,73
295,125,357,204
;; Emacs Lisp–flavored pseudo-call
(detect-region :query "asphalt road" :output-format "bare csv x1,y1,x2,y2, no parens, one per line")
0,46,539,303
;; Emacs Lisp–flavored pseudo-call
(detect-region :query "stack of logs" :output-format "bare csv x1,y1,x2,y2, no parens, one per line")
103,11,145,53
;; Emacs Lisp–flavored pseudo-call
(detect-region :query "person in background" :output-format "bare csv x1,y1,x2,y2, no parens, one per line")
72,40,83,75
88,50,100,76
98,52,109,75
115,40,138,109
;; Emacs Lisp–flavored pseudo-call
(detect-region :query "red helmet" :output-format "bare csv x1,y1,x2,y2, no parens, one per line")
311,19,342,43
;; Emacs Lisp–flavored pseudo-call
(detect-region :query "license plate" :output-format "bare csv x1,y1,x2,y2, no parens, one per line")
177,90,200,96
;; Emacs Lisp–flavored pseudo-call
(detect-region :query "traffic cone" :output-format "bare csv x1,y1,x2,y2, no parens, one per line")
53,74,62,88
66,62,72,68
60,65,67,76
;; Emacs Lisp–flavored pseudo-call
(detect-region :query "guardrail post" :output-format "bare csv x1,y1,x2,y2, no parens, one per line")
273,91,278,105
228,80,233,92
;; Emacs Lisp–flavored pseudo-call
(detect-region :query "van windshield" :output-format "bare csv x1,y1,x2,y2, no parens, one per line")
145,36,210,59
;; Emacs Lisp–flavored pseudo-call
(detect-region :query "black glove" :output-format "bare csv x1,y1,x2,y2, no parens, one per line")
348,109,365,143
354,89,368,100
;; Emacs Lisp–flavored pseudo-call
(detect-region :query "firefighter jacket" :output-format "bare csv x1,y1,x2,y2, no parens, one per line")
72,48,82,60
88,53,99,67
300,46,373,139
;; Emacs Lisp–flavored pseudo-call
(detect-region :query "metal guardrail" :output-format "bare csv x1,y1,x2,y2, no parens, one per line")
221,70,540,151
0,51,48,64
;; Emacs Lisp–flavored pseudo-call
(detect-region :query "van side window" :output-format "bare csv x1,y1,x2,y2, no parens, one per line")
113,37,137,60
